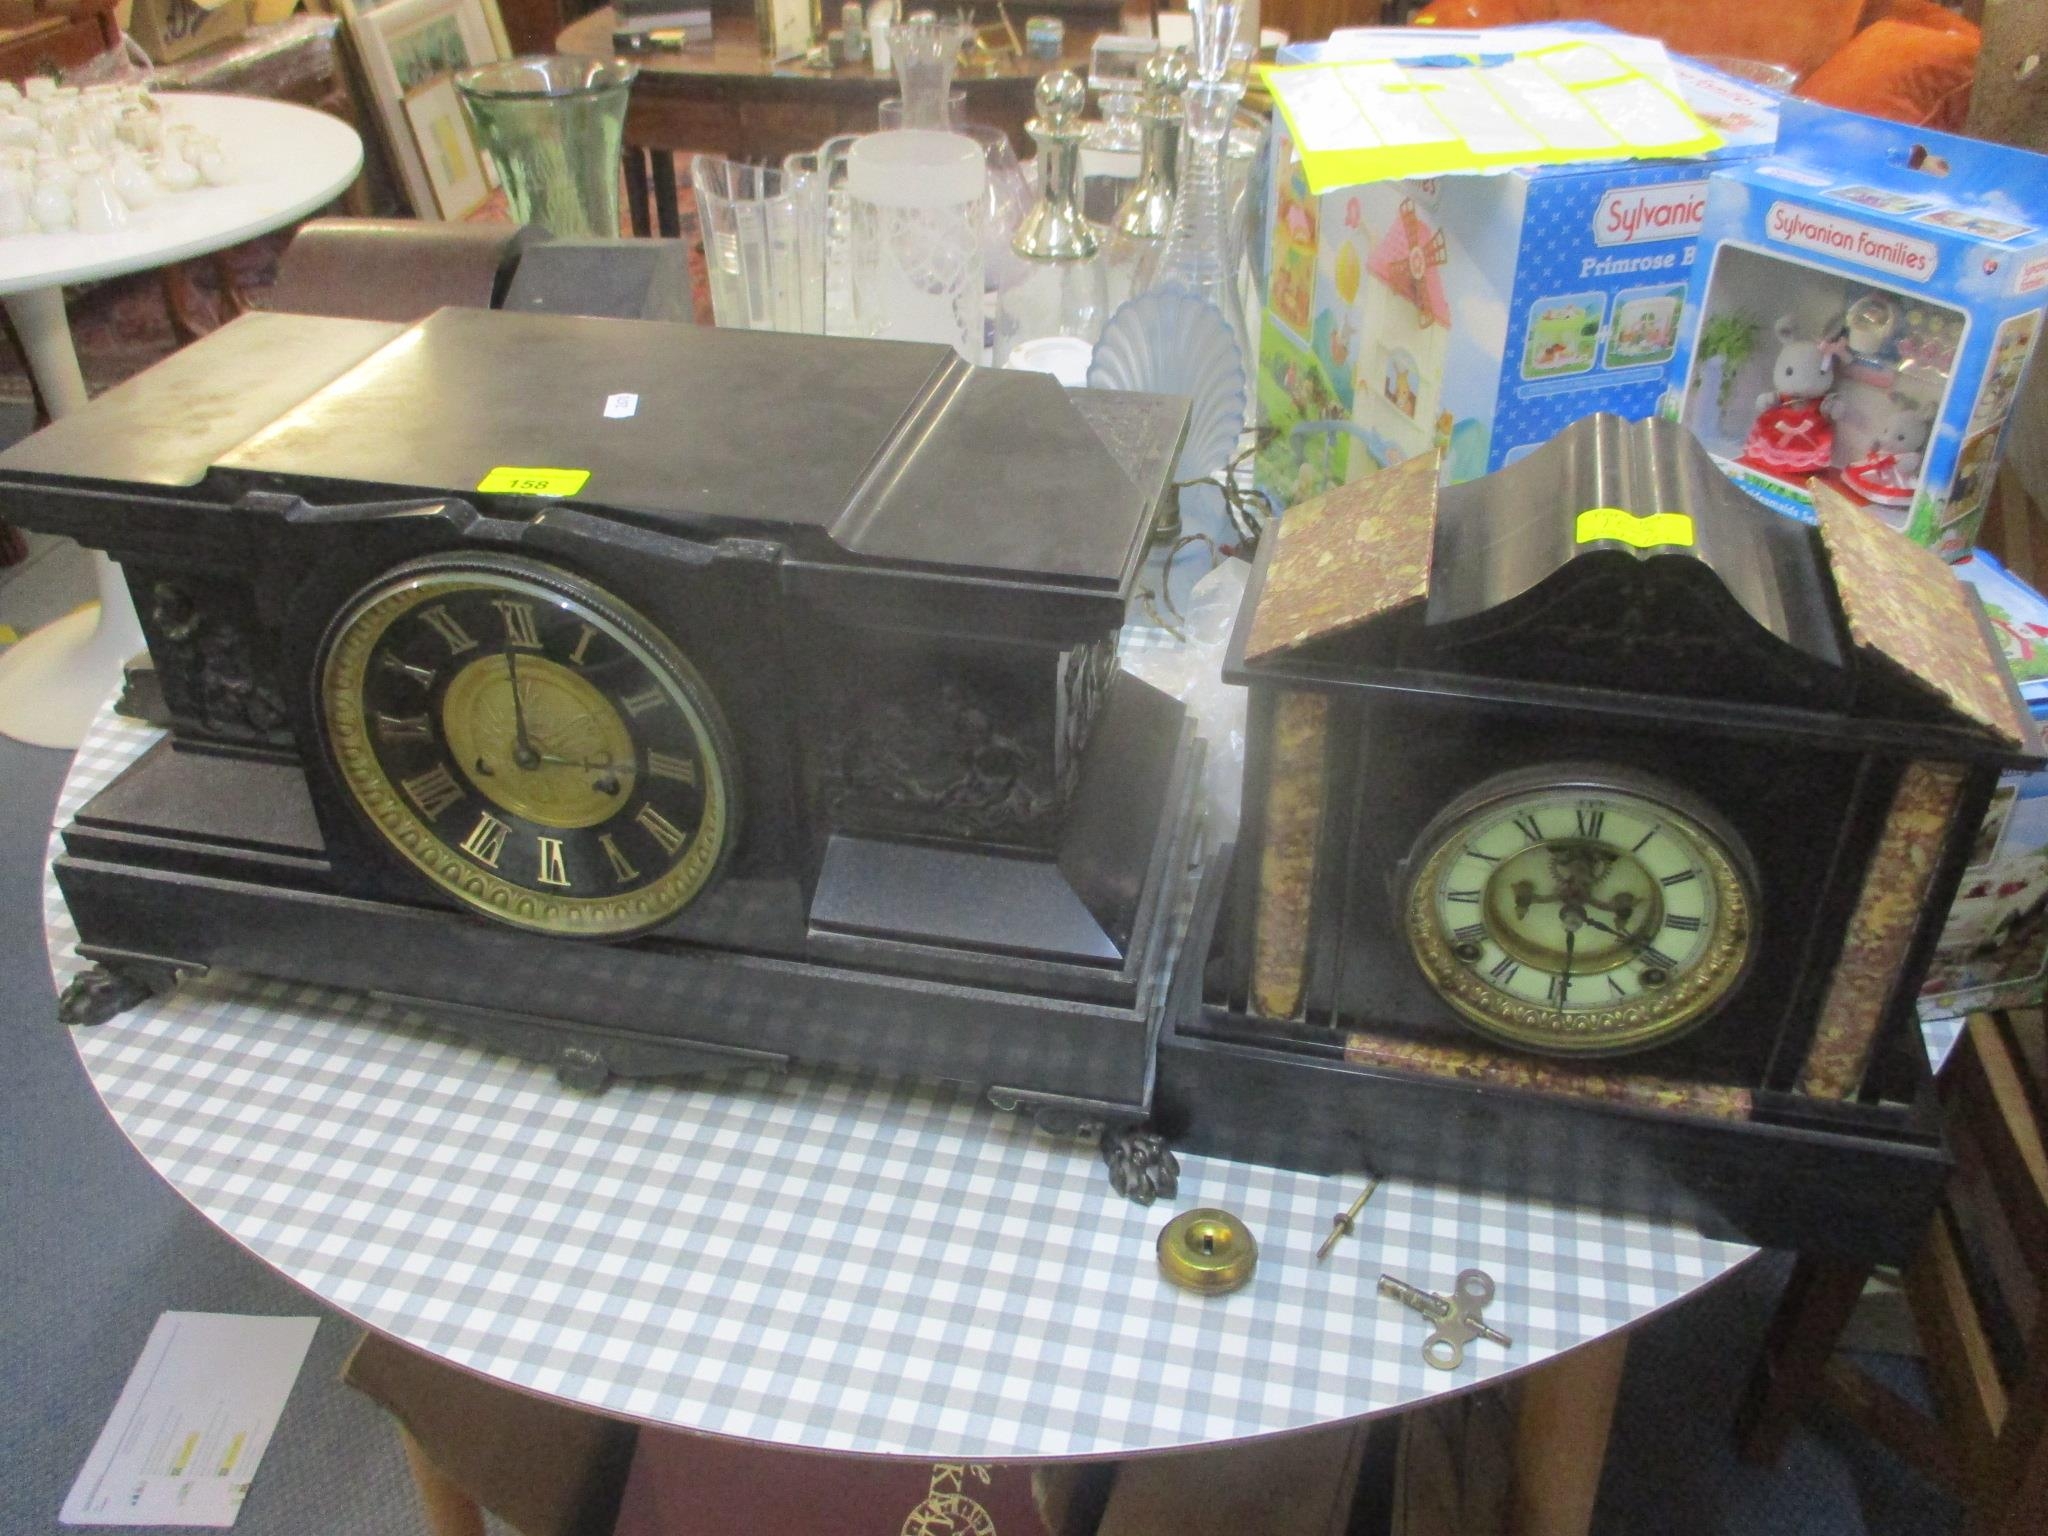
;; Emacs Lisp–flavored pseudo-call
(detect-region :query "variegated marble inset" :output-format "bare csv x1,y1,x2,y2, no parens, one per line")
1249,689,1331,1022
1814,484,2025,747
1798,759,1968,1098
1343,1032,1753,1120
1244,453,1440,662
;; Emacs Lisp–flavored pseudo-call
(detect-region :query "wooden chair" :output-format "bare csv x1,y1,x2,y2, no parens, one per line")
1736,1010,2048,1534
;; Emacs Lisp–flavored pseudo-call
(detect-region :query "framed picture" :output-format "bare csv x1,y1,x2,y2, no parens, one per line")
404,77,492,221
341,0,503,220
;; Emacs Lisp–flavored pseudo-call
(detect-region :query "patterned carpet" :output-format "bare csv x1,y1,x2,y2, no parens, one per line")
0,231,299,412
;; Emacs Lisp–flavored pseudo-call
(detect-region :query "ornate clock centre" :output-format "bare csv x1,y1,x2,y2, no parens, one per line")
439,651,637,831
1403,766,1756,1056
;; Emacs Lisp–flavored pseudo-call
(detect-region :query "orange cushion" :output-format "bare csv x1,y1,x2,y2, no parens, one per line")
1797,18,1981,129
1861,0,1978,41
1412,0,1545,24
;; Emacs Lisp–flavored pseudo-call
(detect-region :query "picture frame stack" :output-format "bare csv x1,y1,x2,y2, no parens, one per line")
338,0,509,220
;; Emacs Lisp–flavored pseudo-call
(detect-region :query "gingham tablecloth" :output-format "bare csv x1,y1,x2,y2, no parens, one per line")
46,705,1766,1460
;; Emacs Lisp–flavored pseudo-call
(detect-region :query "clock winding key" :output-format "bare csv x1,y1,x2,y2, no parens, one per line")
1379,1268,1511,1369
1315,1175,1382,1261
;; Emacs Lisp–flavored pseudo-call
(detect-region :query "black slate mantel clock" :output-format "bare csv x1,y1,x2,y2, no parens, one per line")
3,307,1201,1141
1155,415,2040,1261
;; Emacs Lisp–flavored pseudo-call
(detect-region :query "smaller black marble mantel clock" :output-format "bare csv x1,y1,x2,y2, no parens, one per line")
1155,414,2039,1261
1,308,1201,1141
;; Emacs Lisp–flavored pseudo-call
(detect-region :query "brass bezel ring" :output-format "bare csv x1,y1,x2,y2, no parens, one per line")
316,553,740,940
1401,765,1756,1057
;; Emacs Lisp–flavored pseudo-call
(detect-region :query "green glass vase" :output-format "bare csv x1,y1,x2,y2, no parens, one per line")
454,55,637,239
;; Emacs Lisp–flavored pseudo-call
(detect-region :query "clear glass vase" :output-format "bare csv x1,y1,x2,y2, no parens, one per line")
884,14,968,130
691,156,825,333
454,55,637,239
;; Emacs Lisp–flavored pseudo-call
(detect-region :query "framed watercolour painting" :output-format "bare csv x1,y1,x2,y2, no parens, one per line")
341,0,503,219
403,76,492,220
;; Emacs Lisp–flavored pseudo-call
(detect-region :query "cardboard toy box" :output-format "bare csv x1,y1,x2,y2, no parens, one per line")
1922,550,2048,1019
125,0,249,65
124,0,249,64
1663,100,2048,557
1254,33,1780,510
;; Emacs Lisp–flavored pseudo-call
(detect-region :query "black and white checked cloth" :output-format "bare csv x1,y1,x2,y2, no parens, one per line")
47,706,1769,1457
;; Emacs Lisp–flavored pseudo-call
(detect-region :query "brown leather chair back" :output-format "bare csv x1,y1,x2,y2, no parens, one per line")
265,219,540,323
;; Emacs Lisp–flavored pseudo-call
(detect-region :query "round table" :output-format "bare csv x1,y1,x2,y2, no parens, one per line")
559,6,1121,236
0,93,361,752
46,704,1770,1479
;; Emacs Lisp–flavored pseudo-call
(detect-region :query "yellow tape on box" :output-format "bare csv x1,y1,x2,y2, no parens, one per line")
1261,39,1722,196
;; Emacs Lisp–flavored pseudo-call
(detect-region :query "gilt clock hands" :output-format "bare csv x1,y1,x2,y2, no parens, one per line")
1579,912,1653,952
504,651,542,771
530,749,629,796
483,652,630,793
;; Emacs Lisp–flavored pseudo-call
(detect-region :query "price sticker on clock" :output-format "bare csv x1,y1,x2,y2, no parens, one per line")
1574,506,1695,549
476,466,592,497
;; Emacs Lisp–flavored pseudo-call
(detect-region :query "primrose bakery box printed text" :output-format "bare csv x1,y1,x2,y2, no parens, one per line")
1255,43,1780,510
1663,100,2048,557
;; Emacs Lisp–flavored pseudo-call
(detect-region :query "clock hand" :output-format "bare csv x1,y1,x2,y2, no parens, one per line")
532,749,631,772
504,651,541,771
1558,927,1576,1012
1580,913,1657,953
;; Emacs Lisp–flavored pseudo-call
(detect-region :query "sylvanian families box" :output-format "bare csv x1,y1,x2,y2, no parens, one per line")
1254,35,1779,510
1664,100,2048,557
1921,551,2048,1018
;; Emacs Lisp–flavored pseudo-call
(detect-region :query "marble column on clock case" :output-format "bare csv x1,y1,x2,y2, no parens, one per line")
1798,483,2031,1097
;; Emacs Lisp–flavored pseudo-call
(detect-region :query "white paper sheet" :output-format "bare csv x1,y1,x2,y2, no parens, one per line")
62,1313,320,1528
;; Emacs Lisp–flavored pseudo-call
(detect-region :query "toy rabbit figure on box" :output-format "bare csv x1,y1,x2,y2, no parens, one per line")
1843,393,1935,508
1741,314,1843,478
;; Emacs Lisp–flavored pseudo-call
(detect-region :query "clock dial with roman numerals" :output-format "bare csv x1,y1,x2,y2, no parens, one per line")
318,554,737,938
1402,766,1756,1056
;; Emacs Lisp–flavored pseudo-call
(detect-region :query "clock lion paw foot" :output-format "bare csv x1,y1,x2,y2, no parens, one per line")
1101,1127,1179,1206
58,963,174,1026
553,1045,612,1093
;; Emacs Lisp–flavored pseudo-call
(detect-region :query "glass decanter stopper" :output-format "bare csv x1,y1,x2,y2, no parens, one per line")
1084,34,1157,155
1142,0,1249,372
1104,48,1188,312
995,69,1107,380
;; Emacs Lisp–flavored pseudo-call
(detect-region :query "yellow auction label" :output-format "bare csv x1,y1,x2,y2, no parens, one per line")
476,466,591,497
1574,507,1695,550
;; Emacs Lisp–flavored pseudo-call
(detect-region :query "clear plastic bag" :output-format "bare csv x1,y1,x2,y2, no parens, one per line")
1123,558,1249,852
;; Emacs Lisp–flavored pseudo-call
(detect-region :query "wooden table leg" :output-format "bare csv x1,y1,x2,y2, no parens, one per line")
1509,1332,1630,1536
651,150,682,239
399,1425,488,1536
624,147,651,238
1734,1255,1874,1466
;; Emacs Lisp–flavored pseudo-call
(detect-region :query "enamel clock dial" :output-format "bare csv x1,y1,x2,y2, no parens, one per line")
318,554,737,938
1403,766,1756,1056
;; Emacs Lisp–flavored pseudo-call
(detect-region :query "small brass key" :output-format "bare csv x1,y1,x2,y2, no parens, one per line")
1378,1268,1512,1370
